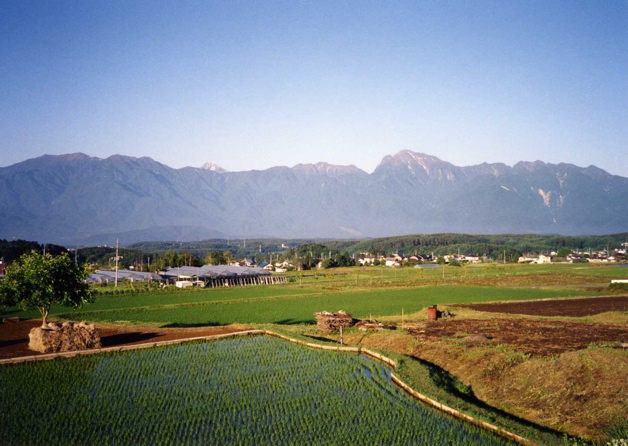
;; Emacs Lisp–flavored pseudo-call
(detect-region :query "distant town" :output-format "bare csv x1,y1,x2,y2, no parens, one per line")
84,243,628,288
1,237,626,287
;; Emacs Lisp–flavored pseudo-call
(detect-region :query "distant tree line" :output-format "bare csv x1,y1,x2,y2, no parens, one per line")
325,232,628,260
280,243,355,270
2,232,626,272
0,239,67,264
75,247,202,271
127,238,320,260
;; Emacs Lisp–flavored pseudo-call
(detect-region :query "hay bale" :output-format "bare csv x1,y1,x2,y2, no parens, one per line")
29,321,101,353
314,310,354,332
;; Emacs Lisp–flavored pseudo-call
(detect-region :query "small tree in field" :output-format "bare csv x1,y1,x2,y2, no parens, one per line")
0,251,93,327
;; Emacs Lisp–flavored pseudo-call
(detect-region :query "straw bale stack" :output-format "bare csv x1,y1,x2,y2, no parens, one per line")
314,310,354,332
28,321,101,353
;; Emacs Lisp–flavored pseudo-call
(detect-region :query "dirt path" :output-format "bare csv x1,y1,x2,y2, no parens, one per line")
0,319,250,360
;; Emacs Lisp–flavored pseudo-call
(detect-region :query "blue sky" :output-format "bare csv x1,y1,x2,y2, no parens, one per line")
1,0,627,175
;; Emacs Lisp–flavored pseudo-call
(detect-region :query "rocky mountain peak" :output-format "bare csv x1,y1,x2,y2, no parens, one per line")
377,150,451,172
292,162,366,177
200,162,227,173
514,160,548,172
56,152,96,162
374,150,463,183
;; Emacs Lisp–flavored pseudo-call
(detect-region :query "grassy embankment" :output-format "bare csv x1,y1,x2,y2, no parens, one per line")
309,323,628,443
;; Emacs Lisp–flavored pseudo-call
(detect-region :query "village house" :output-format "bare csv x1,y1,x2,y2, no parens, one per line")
273,260,292,272
384,257,402,267
537,254,553,264
518,255,539,263
588,256,609,263
518,254,553,264
358,255,378,266
463,255,481,263
443,254,467,263
566,254,587,263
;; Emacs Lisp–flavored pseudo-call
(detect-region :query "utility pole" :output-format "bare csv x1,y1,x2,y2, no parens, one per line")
113,239,123,288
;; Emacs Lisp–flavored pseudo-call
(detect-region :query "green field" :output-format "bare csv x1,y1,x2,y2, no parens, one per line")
63,285,597,326
0,336,514,445
4,263,621,326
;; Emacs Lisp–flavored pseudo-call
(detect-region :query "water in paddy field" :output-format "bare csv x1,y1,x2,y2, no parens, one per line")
0,336,515,445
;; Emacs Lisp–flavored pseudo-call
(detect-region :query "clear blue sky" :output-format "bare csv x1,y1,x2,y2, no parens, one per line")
1,0,627,175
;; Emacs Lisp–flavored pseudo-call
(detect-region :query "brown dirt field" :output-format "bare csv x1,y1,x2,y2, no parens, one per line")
406,318,628,356
456,295,628,317
0,319,250,360
463,273,609,288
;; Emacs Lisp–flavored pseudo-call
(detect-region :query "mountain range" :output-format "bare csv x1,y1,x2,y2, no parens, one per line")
1,150,627,246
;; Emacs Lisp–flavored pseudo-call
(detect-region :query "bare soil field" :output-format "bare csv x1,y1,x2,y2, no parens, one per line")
400,296,628,356
0,319,249,360
407,318,628,356
456,295,628,317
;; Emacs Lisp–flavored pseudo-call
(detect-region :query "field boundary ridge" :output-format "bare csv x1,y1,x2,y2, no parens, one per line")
263,330,397,369
0,329,266,365
389,373,539,446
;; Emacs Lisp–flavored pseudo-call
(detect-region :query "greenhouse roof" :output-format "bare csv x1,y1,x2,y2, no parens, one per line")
87,270,162,283
161,265,272,279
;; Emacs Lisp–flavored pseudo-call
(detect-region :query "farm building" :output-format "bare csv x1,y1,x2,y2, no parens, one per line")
87,270,162,284
160,265,286,287
88,265,286,287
